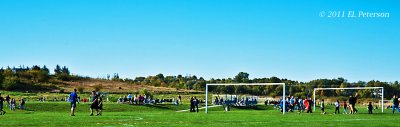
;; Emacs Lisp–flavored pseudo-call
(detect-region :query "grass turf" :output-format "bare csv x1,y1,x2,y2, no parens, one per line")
1,102,400,127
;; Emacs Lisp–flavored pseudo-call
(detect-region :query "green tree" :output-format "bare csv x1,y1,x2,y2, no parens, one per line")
155,73,165,81
234,72,249,83
32,65,41,71
3,67,13,77
42,65,50,74
336,82,347,95
61,66,70,75
0,71,3,88
2,76,19,90
112,73,120,81
139,88,153,99
38,65,50,82
134,77,145,83
54,65,71,81
54,65,62,75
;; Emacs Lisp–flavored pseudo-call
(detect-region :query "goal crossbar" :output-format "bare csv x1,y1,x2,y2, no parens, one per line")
313,87,384,112
205,83,286,114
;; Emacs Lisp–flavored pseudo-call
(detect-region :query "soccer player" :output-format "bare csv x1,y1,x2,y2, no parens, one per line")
368,102,373,114
305,97,313,113
178,95,182,104
5,95,10,108
90,91,99,116
194,96,199,112
295,97,301,112
352,93,359,114
334,100,340,114
343,100,348,114
0,93,5,115
289,96,294,112
20,98,25,110
127,94,132,104
190,97,195,112
10,98,16,111
348,96,354,114
320,99,325,114
392,95,400,114
70,89,78,116
299,99,304,112
97,94,103,116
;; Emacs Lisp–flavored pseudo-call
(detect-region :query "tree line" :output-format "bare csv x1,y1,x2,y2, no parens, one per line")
0,65,80,91
0,66,399,99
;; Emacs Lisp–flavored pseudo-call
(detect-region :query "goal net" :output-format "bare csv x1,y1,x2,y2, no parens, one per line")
205,83,286,114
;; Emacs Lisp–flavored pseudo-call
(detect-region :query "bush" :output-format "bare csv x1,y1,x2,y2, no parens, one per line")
56,73,70,81
77,86,84,93
268,93,277,98
2,76,20,90
0,74,3,89
139,88,153,99
294,92,306,99
93,84,103,91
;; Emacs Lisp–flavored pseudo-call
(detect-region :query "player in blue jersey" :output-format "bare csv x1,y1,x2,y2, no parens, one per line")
70,89,78,116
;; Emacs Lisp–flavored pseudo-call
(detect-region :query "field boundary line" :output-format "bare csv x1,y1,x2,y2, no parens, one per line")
176,105,222,112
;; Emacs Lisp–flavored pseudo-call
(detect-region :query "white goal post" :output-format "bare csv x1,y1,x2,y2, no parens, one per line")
313,87,384,112
205,83,286,114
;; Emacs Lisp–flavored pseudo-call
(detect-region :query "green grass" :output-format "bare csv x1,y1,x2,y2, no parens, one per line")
1,102,400,127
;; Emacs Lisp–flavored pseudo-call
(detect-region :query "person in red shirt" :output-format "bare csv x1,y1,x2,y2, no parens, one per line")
304,98,309,113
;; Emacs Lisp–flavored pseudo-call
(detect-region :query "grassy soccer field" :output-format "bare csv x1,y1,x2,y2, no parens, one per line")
1,102,400,127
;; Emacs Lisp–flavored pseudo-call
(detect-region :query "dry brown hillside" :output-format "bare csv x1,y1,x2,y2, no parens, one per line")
55,78,200,93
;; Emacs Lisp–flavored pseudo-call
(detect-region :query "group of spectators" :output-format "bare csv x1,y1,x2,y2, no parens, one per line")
326,93,377,115
214,97,224,105
214,96,258,106
38,96,89,103
278,93,379,115
189,96,200,112
117,94,148,105
117,94,184,105
279,96,313,113
0,93,26,115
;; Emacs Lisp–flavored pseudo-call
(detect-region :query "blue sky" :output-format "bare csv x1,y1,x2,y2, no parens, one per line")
0,0,399,82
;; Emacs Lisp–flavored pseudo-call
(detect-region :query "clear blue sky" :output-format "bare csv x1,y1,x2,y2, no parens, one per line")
0,0,399,82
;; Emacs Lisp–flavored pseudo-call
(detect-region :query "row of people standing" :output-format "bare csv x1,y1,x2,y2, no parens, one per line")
118,94,147,104
319,93,359,115
0,93,26,115
280,96,313,113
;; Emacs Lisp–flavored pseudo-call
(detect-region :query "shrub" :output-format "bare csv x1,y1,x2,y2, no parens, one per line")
139,88,153,99
2,76,20,90
77,86,84,93
93,84,103,91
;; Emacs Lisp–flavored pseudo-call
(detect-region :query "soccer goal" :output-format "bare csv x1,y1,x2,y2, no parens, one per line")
313,87,384,112
205,83,286,114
